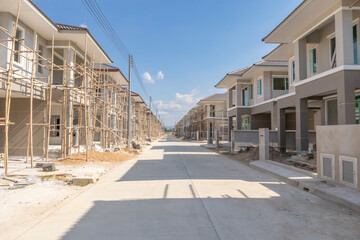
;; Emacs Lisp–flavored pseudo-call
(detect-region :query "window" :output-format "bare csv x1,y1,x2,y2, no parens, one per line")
354,25,358,64
248,84,253,99
242,87,248,106
14,27,24,64
356,95,360,124
257,78,262,96
210,105,215,117
38,44,44,73
273,77,289,91
291,59,296,83
326,99,338,125
330,37,336,68
50,115,60,137
309,48,317,74
241,115,251,130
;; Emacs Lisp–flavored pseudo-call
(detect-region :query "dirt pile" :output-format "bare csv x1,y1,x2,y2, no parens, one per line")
55,150,135,165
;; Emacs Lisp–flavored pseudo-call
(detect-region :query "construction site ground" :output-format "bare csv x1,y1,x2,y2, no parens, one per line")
0,146,141,240
9,135,360,240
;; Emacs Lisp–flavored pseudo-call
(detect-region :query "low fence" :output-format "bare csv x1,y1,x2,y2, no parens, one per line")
232,130,316,151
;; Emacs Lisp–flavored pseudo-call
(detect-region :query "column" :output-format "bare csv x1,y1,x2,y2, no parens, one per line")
271,102,278,130
278,108,286,152
295,38,307,81
296,98,309,152
335,9,354,66
228,89,233,108
228,117,233,142
338,82,356,124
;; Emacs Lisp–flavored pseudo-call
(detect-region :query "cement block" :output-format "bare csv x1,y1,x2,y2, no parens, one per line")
42,163,56,172
72,177,96,186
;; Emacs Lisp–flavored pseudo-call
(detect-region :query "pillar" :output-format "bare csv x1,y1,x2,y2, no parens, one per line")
295,38,307,81
296,98,309,152
271,102,278,130
228,117,233,142
259,128,269,161
337,83,356,124
278,108,286,152
228,89,233,108
335,9,354,66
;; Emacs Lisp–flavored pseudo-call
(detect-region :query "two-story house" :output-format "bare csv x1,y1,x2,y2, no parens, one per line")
197,93,228,141
262,0,360,152
0,0,114,158
215,61,289,141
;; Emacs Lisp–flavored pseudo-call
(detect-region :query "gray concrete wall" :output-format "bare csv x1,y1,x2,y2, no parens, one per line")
0,98,45,156
317,125,360,190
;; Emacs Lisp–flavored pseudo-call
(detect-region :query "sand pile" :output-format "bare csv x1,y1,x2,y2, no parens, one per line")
55,150,135,165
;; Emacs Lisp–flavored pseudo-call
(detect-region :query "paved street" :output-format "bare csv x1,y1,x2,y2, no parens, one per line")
17,135,360,240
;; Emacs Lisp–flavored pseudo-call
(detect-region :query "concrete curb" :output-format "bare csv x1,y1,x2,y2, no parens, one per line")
249,160,360,213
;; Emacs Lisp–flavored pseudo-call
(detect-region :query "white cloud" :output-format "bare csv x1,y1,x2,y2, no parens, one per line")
175,89,199,105
153,89,201,127
80,23,88,28
156,71,164,80
142,72,155,84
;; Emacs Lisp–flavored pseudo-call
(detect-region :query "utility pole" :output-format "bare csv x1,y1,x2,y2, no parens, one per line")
148,96,151,140
127,54,132,149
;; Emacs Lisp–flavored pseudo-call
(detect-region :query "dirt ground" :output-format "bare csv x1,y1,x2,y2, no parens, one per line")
0,149,137,240
55,150,135,165
213,146,317,173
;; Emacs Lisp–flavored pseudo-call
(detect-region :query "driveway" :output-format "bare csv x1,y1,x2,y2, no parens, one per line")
17,135,360,240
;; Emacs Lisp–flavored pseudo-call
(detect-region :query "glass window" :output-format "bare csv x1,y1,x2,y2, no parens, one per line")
241,115,251,130
354,25,358,64
356,95,360,124
210,105,215,117
242,88,248,106
273,77,289,90
14,28,23,63
330,37,336,68
38,44,44,73
257,78,262,96
310,48,317,74
326,99,338,125
292,59,296,83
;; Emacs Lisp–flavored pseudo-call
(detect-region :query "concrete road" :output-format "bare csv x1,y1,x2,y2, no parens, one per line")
17,135,360,240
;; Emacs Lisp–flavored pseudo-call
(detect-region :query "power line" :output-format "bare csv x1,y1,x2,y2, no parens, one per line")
82,0,151,101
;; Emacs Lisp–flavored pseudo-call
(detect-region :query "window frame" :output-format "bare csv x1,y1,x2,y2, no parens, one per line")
329,36,336,69
12,23,25,66
290,57,295,84
272,76,289,91
257,77,262,97
37,43,44,74
309,47,318,75
353,23,358,65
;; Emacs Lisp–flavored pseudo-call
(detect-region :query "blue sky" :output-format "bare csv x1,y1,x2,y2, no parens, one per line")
33,0,302,128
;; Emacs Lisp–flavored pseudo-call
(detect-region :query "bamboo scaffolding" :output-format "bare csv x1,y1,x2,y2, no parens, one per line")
0,4,163,177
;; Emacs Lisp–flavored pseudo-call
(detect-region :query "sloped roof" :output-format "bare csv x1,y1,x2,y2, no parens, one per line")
253,60,288,67
228,67,251,76
56,23,88,31
198,93,227,104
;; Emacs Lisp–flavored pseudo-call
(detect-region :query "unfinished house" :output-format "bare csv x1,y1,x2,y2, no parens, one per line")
0,0,163,177
262,0,360,189
197,93,228,141
215,61,288,144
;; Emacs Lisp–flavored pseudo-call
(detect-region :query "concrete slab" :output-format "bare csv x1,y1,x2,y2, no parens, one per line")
250,160,360,213
16,135,360,240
